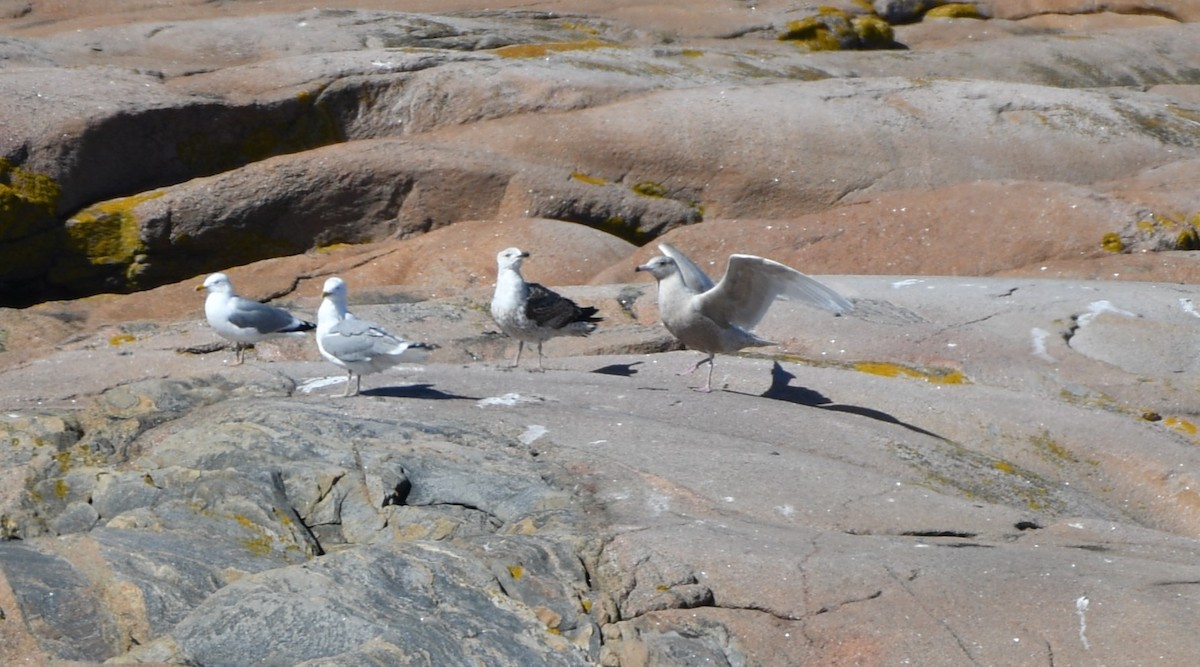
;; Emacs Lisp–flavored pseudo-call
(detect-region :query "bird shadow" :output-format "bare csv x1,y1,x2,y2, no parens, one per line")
591,361,644,377
746,362,949,441
360,384,476,400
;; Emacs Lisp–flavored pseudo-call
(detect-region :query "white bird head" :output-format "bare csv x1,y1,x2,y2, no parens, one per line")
198,272,233,294
321,276,347,301
635,255,678,281
496,247,530,272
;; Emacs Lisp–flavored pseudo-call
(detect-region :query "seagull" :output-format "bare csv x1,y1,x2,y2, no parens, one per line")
490,247,603,370
197,272,315,365
636,243,853,392
317,276,435,396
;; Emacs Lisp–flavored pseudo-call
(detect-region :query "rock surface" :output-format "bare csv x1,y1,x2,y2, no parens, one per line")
3,275,1200,666
3,1,1200,666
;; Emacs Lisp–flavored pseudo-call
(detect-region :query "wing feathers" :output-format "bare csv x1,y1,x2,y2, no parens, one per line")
525,283,602,331
658,242,715,293
698,254,852,329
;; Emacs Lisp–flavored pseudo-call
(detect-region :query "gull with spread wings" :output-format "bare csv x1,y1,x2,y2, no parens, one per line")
637,243,852,392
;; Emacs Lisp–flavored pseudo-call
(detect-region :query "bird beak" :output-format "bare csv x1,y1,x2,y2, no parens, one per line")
321,291,331,298
519,251,530,258
635,264,649,272
194,283,205,292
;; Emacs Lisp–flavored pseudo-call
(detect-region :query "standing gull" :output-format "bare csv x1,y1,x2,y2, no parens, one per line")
636,243,852,392
198,272,315,365
490,247,602,370
317,277,435,396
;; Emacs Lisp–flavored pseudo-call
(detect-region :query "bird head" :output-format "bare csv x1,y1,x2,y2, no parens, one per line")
635,255,677,281
496,247,530,271
321,276,347,300
198,272,233,294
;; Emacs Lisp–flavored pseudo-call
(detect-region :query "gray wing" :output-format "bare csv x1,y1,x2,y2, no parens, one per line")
322,318,409,362
227,296,313,334
658,243,715,293
697,254,853,329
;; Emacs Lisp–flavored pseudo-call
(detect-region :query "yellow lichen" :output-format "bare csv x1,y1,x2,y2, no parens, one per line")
631,181,667,198
1177,228,1200,250
233,514,274,556
992,461,1015,474
571,171,608,186
925,3,983,19
62,191,164,281
779,16,845,51
0,158,62,239
108,333,137,346
241,535,273,556
1164,417,1198,436
778,7,876,51
507,564,524,580
1031,433,1076,463
680,49,704,58
1101,232,1124,253
54,478,69,500
853,361,969,384
852,15,894,48
492,39,610,59
596,216,654,245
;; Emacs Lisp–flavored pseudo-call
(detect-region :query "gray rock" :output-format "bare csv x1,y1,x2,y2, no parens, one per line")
0,541,123,661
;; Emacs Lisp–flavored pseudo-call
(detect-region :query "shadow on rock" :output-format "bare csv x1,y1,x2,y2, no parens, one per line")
361,384,476,400
755,362,948,441
591,361,643,377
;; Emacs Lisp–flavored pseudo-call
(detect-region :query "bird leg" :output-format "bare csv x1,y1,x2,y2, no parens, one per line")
696,361,716,393
679,354,716,393
678,354,713,376
511,341,524,368
535,342,546,372
342,370,357,397
233,343,246,366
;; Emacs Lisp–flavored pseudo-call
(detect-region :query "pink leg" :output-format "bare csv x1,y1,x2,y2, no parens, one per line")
680,354,715,392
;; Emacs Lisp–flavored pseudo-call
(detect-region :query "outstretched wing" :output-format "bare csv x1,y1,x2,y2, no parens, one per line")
658,242,715,293
526,283,601,330
698,254,852,329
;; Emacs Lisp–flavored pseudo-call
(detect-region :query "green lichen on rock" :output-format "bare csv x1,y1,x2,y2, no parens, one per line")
779,6,895,51
596,216,653,245
851,15,895,49
0,159,65,285
1122,212,1200,252
1177,226,1200,251
779,12,853,52
51,191,164,291
631,181,667,198
0,158,62,241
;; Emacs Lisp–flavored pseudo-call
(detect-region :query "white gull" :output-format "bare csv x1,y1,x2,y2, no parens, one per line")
198,272,314,365
636,242,853,392
317,277,435,397
490,247,602,370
